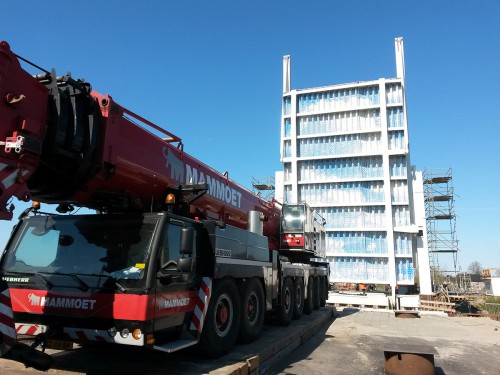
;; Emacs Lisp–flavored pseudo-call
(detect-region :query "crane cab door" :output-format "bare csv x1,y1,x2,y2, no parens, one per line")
153,221,196,331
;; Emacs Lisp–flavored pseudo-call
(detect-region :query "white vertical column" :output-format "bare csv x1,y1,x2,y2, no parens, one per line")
396,37,419,288
412,171,432,294
290,90,299,203
379,79,396,302
282,55,293,203
283,55,291,94
394,37,405,83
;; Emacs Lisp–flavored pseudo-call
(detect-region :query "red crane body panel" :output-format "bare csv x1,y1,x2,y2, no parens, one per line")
0,41,48,220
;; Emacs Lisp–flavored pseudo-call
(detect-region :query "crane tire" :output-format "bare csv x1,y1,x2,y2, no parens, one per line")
238,278,265,343
313,276,321,310
292,278,305,319
303,276,314,315
278,277,294,326
198,278,241,358
320,276,327,307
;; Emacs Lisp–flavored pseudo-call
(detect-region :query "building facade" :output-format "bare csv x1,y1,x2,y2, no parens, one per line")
276,38,430,293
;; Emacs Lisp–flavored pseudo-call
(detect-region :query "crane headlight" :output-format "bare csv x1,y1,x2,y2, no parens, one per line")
108,327,117,337
120,328,130,338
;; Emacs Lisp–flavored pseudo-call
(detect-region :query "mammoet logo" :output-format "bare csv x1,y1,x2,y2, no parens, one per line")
163,147,185,183
28,293,97,310
157,297,191,310
162,146,242,208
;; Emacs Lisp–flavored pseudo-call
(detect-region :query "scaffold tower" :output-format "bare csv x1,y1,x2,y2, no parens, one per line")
423,168,459,287
252,176,276,201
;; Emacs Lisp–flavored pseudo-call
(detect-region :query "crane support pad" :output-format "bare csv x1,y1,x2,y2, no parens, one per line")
384,344,437,375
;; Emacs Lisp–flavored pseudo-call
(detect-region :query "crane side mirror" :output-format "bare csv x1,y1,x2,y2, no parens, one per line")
180,227,194,255
177,257,192,272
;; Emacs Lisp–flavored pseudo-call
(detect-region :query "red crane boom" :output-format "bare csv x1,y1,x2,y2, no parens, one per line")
0,41,280,248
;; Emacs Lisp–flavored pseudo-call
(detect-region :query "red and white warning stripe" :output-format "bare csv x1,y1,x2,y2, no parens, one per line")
0,286,17,355
189,277,212,335
15,323,45,336
65,328,113,343
64,328,143,346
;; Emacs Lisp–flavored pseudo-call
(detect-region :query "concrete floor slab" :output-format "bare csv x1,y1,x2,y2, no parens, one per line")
268,308,500,374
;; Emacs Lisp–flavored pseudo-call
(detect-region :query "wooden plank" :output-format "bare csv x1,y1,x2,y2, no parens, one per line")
420,301,455,306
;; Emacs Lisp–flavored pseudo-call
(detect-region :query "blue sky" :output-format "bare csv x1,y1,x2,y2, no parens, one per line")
1,1,499,272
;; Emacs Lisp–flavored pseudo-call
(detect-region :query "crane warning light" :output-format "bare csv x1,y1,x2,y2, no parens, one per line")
146,334,155,345
32,201,41,210
132,329,143,340
165,194,176,204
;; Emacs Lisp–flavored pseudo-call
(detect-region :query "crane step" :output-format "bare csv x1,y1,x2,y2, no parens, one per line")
153,338,198,353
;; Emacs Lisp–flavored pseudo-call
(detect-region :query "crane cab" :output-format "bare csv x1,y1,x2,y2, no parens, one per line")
280,203,326,258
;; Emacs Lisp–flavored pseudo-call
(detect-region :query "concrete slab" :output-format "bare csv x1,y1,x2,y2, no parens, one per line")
328,292,390,308
268,308,500,374
327,292,420,311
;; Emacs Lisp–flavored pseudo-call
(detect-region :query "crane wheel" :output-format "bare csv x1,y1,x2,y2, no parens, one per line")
292,278,305,319
198,278,241,358
313,276,321,310
319,276,327,307
303,276,314,314
278,277,294,326
238,278,264,343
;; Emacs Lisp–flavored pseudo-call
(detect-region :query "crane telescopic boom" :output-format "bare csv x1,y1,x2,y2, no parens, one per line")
0,41,280,248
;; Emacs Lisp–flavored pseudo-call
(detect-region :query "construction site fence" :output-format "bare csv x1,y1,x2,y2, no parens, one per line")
484,303,500,316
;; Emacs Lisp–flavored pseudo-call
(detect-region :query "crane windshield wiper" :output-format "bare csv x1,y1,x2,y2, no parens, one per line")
36,271,89,292
26,271,128,293
71,272,128,293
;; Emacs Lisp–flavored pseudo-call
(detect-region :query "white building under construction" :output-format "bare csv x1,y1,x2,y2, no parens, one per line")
275,38,432,295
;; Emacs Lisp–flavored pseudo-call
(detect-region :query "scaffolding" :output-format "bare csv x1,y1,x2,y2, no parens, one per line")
423,168,459,289
252,176,276,201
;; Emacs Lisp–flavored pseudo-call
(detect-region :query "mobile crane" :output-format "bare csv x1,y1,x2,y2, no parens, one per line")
0,41,329,361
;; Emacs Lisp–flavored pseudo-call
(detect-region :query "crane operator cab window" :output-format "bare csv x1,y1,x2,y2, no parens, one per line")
3,214,160,284
282,204,306,232
160,223,183,271
159,221,195,270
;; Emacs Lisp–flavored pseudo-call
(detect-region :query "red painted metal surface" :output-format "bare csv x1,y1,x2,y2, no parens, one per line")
280,233,304,249
0,41,48,220
9,288,199,321
75,92,280,248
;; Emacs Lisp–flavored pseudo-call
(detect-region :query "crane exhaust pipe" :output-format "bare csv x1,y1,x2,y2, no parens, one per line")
247,210,264,235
